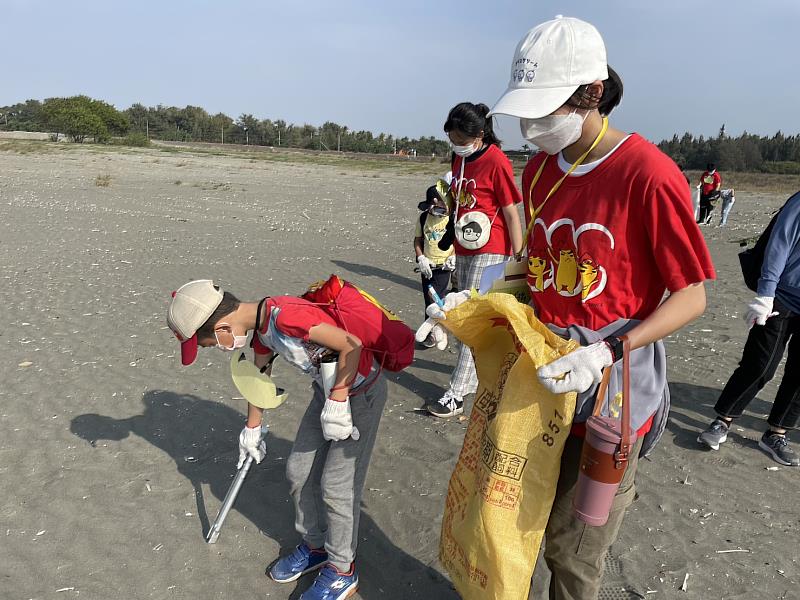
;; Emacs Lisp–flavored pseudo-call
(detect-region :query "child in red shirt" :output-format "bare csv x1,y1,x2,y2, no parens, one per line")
167,280,389,600
426,102,524,418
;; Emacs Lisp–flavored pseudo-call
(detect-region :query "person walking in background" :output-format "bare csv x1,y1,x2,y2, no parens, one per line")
698,191,800,466
718,188,736,226
415,173,456,349
488,15,715,599
426,101,524,418
697,162,722,224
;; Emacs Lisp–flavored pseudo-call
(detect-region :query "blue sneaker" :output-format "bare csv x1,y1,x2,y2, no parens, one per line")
300,564,359,600
268,543,328,583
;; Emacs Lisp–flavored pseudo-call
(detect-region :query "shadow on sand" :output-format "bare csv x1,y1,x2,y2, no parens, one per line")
70,390,455,599
331,259,420,293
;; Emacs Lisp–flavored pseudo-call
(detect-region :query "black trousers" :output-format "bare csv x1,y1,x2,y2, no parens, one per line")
714,300,800,429
697,192,718,224
420,268,451,320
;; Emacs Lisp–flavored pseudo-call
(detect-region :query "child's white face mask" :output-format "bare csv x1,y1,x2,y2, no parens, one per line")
450,140,479,157
215,327,248,352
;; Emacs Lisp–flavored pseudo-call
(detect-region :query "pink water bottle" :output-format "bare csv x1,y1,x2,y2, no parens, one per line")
573,336,635,527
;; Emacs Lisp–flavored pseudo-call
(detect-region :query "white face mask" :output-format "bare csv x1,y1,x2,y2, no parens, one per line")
214,328,248,352
520,109,587,155
450,140,479,157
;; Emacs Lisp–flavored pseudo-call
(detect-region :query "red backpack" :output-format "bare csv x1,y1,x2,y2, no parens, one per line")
302,275,415,372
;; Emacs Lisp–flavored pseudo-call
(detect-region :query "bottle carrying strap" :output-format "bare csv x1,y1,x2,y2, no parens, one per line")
591,334,632,469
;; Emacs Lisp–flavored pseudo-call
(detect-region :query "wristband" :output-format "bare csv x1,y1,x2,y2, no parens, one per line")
602,335,624,363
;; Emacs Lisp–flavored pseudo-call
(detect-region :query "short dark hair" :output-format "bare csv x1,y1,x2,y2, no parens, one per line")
444,102,502,148
196,291,240,340
707,163,715,171
568,65,624,116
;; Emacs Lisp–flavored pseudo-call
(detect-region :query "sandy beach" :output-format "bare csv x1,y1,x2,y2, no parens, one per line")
1,142,797,600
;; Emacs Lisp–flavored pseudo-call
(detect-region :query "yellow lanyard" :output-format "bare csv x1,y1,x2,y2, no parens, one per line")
524,117,609,240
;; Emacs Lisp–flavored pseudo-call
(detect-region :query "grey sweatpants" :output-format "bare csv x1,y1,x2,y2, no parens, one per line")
286,373,387,571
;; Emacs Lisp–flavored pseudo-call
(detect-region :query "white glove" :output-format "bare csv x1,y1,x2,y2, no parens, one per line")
744,296,778,328
425,290,471,320
238,425,266,469
320,398,360,441
443,255,456,271
537,342,613,395
417,255,433,280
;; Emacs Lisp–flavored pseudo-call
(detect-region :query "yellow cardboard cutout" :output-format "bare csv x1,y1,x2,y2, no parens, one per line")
438,293,578,600
229,350,288,409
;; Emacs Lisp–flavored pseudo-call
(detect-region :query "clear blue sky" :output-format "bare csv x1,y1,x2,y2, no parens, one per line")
2,0,798,149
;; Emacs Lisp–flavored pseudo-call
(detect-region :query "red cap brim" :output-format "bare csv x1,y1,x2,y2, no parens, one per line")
180,335,199,366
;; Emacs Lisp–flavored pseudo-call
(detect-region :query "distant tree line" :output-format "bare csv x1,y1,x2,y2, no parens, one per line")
3,98,799,171
658,125,800,174
0,97,451,156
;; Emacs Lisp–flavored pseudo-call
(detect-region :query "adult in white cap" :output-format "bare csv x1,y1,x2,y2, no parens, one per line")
482,15,715,599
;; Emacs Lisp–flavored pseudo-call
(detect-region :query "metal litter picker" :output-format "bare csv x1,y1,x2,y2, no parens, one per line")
205,350,288,544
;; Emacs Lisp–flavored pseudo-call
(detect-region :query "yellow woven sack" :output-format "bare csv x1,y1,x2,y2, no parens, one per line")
438,293,578,600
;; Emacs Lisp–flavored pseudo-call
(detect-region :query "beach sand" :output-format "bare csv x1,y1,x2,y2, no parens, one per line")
1,144,797,600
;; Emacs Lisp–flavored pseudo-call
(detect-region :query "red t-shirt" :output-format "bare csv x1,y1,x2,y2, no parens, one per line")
252,296,374,377
700,170,721,195
521,134,716,331
451,144,522,257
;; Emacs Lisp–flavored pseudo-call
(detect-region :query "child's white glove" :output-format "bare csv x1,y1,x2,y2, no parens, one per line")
238,425,266,469
320,398,360,441
744,296,778,328
417,255,433,280
425,290,471,320
537,342,613,395
443,255,456,271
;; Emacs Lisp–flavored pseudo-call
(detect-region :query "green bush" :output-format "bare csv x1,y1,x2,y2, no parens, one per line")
759,161,800,175
122,132,150,147
41,95,128,143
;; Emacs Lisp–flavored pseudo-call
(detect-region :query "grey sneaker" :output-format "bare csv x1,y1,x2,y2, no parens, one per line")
758,432,800,466
698,418,729,450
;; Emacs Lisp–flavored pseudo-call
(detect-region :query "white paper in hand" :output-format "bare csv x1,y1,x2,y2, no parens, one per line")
479,261,508,294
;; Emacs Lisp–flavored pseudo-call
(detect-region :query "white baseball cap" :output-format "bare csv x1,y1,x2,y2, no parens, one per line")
490,16,608,119
167,279,224,365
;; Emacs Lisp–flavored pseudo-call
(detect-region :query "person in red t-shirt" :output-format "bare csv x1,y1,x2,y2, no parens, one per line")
485,16,716,599
697,162,722,224
426,101,524,418
166,280,386,599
